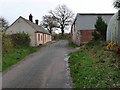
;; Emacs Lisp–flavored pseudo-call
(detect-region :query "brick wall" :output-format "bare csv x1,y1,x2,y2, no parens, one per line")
80,30,94,44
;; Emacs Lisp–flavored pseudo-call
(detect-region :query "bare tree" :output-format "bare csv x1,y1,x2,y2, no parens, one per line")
0,17,9,31
113,0,120,19
41,15,58,34
113,0,120,9
49,4,74,36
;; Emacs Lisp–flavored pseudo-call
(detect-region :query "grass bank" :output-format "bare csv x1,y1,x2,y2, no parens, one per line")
2,46,40,71
68,40,79,48
69,40,120,88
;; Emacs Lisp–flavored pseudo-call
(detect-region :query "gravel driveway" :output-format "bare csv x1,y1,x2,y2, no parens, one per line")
2,40,73,88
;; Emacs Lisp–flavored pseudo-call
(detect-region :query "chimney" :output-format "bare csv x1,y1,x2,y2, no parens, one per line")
35,19,39,25
29,14,33,22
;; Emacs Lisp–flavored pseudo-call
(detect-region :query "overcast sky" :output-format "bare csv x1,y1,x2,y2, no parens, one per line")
0,0,117,25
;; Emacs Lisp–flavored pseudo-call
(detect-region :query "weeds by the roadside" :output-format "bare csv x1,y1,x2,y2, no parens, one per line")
2,47,40,71
69,40,120,88
68,40,79,48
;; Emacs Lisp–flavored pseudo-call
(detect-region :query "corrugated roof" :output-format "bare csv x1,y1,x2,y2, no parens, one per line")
73,13,114,30
78,13,114,15
20,16,50,34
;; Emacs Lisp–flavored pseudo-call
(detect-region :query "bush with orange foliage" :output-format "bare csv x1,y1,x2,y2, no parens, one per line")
106,41,120,54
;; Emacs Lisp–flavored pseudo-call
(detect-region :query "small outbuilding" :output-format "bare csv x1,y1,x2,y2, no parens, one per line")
71,13,114,45
6,14,52,46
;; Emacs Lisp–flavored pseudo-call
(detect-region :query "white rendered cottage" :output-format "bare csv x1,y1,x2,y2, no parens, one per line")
6,14,52,46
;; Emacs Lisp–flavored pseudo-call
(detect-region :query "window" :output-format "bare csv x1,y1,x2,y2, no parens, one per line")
41,35,42,41
45,35,46,42
38,34,40,41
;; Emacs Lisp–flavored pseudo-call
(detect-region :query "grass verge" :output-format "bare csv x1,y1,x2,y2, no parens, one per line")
69,40,120,88
68,40,79,48
2,46,40,71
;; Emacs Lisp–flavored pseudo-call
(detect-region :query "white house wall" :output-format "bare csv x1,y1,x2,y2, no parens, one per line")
44,34,52,43
36,33,52,45
45,34,51,44
47,34,52,42
71,24,76,44
6,17,36,46
36,33,43,45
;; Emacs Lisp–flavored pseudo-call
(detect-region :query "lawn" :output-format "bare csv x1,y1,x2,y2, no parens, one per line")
69,40,120,88
2,47,40,71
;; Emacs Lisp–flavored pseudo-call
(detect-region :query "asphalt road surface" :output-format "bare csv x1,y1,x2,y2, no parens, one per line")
2,40,74,88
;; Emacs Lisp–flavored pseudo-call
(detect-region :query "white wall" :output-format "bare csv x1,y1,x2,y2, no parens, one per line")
36,33,43,45
6,17,52,46
6,17,36,46
36,33,52,45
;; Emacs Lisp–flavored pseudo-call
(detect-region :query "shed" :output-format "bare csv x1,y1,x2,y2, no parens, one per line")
71,13,114,45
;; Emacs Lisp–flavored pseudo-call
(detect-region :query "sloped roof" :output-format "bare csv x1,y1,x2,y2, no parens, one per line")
20,16,50,34
78,13,114,15
73,13,114,31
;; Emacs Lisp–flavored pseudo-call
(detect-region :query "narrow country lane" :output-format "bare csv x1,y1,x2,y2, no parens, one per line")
2,40,74,88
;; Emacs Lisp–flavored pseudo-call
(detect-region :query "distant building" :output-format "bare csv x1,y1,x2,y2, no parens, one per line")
6,14,52,46
71,13,114,45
